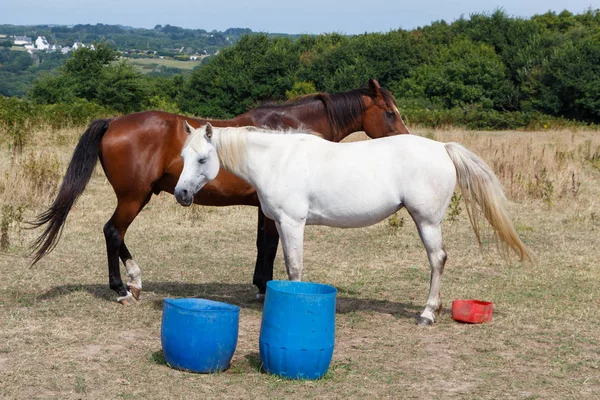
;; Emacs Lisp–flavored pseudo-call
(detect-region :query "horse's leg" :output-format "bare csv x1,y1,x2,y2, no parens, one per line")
263,216,279,282
252,208,267,297
275,218,305,281
413,222,447,325
104,194,151,305
253,208,280,298
119,243,142,301
253,207,265,290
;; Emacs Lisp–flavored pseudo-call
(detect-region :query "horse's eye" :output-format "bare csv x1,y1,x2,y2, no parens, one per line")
386,111,395,118
199,158,207,164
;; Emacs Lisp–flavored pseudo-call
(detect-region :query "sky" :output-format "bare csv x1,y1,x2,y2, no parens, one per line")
1,0,598,34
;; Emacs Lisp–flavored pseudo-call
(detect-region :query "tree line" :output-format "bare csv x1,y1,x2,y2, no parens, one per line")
178,9,600,125
4,9,600,131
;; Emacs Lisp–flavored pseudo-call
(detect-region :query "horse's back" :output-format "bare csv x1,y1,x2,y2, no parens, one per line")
388,134,454,173
306,133,452,174
285,134,454,227
104,110,199,144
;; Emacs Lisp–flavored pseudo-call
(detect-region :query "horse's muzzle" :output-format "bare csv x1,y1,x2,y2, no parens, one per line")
174,187,193,207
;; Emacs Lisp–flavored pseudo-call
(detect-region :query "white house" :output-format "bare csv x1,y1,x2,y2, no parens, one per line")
12,36,32,46
72,42,95,51
35,36,50,50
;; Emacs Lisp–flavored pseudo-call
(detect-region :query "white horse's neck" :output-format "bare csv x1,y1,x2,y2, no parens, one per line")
212,128,276,189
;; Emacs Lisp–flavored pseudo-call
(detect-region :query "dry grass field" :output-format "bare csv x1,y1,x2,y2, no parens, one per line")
126,58,204,74
0,125,599,399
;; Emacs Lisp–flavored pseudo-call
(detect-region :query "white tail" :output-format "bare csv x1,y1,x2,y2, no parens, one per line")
444,142,532,261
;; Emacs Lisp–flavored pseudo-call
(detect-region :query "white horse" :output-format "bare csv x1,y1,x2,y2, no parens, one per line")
174,122,531,325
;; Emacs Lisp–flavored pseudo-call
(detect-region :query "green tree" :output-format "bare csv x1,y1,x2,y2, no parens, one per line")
61,43,119,101
181,34,300,117
400,38,514,110
29,73,76,104
525,31,600,121
96,61,148,113
29,42,159,113
30,43,117,104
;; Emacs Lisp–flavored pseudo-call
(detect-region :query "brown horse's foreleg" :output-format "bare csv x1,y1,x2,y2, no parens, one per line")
105,194,151,305
263,216,280,285
253,208,280,298
252,208,266,292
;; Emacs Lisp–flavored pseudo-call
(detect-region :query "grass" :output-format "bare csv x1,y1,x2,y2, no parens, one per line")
0,126,599,398
125,57,203,74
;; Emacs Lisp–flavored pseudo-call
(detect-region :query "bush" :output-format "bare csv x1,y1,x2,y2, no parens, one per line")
400,103,593,131
39,99,114,129
0,96,35,152
0,96,114,148
285,81,317,99
21,151,61,197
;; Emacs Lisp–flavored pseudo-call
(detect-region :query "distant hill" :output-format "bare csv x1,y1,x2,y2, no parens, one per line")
0,23,285,55
0,23,300,97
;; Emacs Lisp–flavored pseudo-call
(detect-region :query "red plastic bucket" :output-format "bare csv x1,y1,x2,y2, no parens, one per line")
451,300,493,323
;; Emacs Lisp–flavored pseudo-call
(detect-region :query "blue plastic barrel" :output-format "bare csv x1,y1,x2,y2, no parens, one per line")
161,298,240,373
259,280,337,380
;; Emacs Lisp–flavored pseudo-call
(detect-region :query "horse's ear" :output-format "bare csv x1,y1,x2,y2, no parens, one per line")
184,120,194,136
368,79,383,99
205,123,213,138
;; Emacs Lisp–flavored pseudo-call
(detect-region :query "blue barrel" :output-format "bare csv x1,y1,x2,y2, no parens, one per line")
259,280,337,380
161,298,240,373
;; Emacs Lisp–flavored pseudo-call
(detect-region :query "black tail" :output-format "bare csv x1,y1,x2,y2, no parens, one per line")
29,118,111,265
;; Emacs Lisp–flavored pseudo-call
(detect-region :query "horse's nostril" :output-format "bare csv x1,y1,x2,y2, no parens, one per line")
175,188,189,201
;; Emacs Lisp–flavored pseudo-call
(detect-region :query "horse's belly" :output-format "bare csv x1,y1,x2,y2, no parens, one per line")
306,199,401,228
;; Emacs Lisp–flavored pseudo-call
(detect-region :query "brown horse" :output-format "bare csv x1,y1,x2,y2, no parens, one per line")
30,79,410,304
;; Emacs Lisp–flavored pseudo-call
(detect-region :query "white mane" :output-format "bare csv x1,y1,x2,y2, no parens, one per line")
186,126,321,173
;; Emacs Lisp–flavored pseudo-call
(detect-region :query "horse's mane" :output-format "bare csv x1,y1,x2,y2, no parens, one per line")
211,127,249,174
255,85,397,140
187,126,319,176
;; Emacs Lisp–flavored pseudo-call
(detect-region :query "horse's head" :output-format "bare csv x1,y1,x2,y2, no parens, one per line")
362,79,411,138
174,121,220,206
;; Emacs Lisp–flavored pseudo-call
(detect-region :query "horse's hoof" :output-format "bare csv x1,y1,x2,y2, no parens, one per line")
255,292,265,301
117,292,138,306
416,316,434,326
127,285,141,301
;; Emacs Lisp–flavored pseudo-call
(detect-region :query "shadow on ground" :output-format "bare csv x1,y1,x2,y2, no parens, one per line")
35,281,423,319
